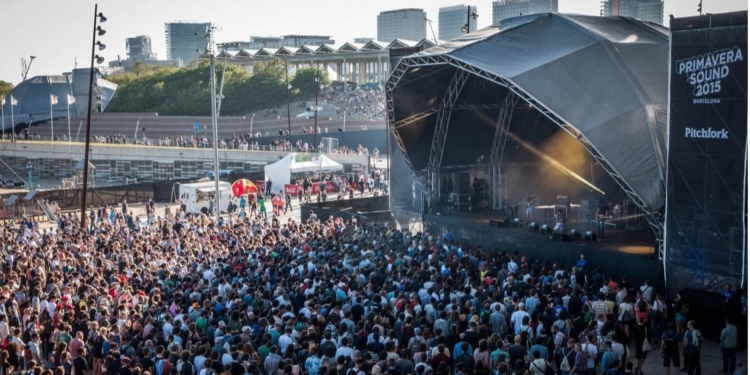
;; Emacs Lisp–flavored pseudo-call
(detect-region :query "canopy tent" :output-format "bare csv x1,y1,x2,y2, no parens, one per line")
386,13,668,230
264,153,343,187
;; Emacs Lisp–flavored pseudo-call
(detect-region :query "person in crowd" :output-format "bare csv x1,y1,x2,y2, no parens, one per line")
720,318,738,374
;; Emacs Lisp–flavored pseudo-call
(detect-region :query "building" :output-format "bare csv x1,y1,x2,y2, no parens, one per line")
280,35,335,48
439,4,478,41
377,8,427,42
601,0,664,25
165,21,212,66
492,0,558,24
126,35,157,61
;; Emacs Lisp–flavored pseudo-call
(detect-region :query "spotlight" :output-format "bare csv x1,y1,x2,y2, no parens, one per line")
338,127,343,132
96,41,106,51
583,231,597,242
98,12,107,22
540,224,550,234
95,55,105,64
97,26,106,36
461,24,469,33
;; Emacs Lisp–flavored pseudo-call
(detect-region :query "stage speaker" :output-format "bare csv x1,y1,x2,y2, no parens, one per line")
529,222,538,232
570,229,582,240
583,231,597,242
489,217,507,228
458,173,470,195
552,233,571,242
539,224,551,235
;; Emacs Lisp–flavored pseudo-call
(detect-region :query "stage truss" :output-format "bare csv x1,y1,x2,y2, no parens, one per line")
386,53,665,258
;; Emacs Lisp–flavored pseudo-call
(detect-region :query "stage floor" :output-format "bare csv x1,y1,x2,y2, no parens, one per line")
425,211,657,257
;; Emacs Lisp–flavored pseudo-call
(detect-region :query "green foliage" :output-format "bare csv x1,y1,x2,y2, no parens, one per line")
0,80,13,100
290,66,330,100
105,58,328,116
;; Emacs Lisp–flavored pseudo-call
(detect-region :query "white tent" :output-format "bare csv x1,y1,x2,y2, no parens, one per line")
264,153,343,187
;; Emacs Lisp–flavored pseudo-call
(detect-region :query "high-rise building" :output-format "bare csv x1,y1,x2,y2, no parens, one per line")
439,4,478,41
492,0,558,24
601,0,664,25
165,22,212,66
377,8,427,42
126,35,157,61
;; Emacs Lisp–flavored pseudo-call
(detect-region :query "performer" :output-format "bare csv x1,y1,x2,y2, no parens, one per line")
596,200,611,241
526,191,537,221
553,209,566,233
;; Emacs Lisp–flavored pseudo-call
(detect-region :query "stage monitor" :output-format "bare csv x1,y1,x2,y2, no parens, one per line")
665,12,748,292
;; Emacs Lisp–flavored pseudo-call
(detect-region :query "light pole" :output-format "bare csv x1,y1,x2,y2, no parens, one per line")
21,56,36,82
461,6,478,34
314,60,320,153
424,18,438,45
285,59,292,150
80,4,107,229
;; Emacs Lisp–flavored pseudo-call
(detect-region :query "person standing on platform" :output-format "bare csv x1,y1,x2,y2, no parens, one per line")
526,192,536,221
596,200,610,241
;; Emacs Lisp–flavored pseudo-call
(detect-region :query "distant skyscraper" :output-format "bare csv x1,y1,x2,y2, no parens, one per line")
377,8,427,42
601,0,664,25
126,35,157,61
165,22,212,66
492,0,558,24
439,4,478,41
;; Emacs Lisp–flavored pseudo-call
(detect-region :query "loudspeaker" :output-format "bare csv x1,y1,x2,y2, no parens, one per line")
570,229,582,240
529,222,539,232
539,225,551,235
458,173,471,195
583,231,597,242
489,217,507,228
552,233,571,242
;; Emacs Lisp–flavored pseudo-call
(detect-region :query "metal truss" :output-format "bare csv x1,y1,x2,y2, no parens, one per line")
387,54,664,253
426,69,470,212
489,92,518,210
395,103,506,129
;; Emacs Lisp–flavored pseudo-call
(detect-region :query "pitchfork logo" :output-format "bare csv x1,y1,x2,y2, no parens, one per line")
675,46,744,100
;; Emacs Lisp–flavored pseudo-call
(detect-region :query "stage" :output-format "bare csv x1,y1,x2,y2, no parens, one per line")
423,210,661,284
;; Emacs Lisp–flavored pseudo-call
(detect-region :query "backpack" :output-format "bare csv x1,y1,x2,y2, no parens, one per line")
688,330,702,352
532,360,553,375
559,348,572,372
663,333,679,353
618,308,631,323
181,361,195,375
156,358,172,375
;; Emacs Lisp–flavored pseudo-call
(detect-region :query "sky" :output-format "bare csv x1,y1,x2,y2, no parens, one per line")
0,0,746,85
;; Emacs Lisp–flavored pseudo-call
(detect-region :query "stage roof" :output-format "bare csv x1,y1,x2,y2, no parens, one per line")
387,13,669,212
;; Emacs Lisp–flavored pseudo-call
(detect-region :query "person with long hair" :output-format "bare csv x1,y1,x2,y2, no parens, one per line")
632,318,650,375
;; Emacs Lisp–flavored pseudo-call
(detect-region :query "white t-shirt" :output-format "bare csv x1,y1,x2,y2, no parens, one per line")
583,343,598,369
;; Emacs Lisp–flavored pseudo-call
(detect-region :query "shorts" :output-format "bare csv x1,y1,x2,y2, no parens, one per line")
663,352,680,368
675,312,685,322
527,206,534,214
635,346,648,360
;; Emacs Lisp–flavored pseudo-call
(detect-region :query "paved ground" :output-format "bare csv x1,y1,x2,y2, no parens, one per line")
637,339,747,375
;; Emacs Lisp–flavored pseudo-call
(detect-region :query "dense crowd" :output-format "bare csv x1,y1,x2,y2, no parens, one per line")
0,196,745,375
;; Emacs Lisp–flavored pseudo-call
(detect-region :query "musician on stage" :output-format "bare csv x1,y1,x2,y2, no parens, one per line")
526,191,537,221
596,200,610,241
553,209,566,233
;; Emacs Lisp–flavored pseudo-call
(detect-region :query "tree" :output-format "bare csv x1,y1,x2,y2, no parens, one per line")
291,66,330,100
0,80,13,100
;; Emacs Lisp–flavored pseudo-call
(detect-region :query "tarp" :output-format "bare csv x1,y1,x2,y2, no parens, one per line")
264,153,343,187
389,13,669,210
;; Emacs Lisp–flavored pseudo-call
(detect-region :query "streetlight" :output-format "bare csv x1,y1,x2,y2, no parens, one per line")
461,7,479,34
285,59,292,149
314,61,321,153
80,5,107,229
21,56,36,82
424,18,438,45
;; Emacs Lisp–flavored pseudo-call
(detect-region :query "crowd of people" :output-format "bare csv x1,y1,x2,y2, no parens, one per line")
0,192,745,375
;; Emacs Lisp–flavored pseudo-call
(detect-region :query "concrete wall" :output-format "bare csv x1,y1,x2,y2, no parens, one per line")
0,141,368,185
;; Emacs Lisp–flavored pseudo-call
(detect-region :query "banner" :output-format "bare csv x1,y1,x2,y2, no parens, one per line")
665,13,747,289
284,184,300,196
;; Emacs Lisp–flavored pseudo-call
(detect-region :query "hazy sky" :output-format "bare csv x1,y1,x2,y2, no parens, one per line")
0,0,746,85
